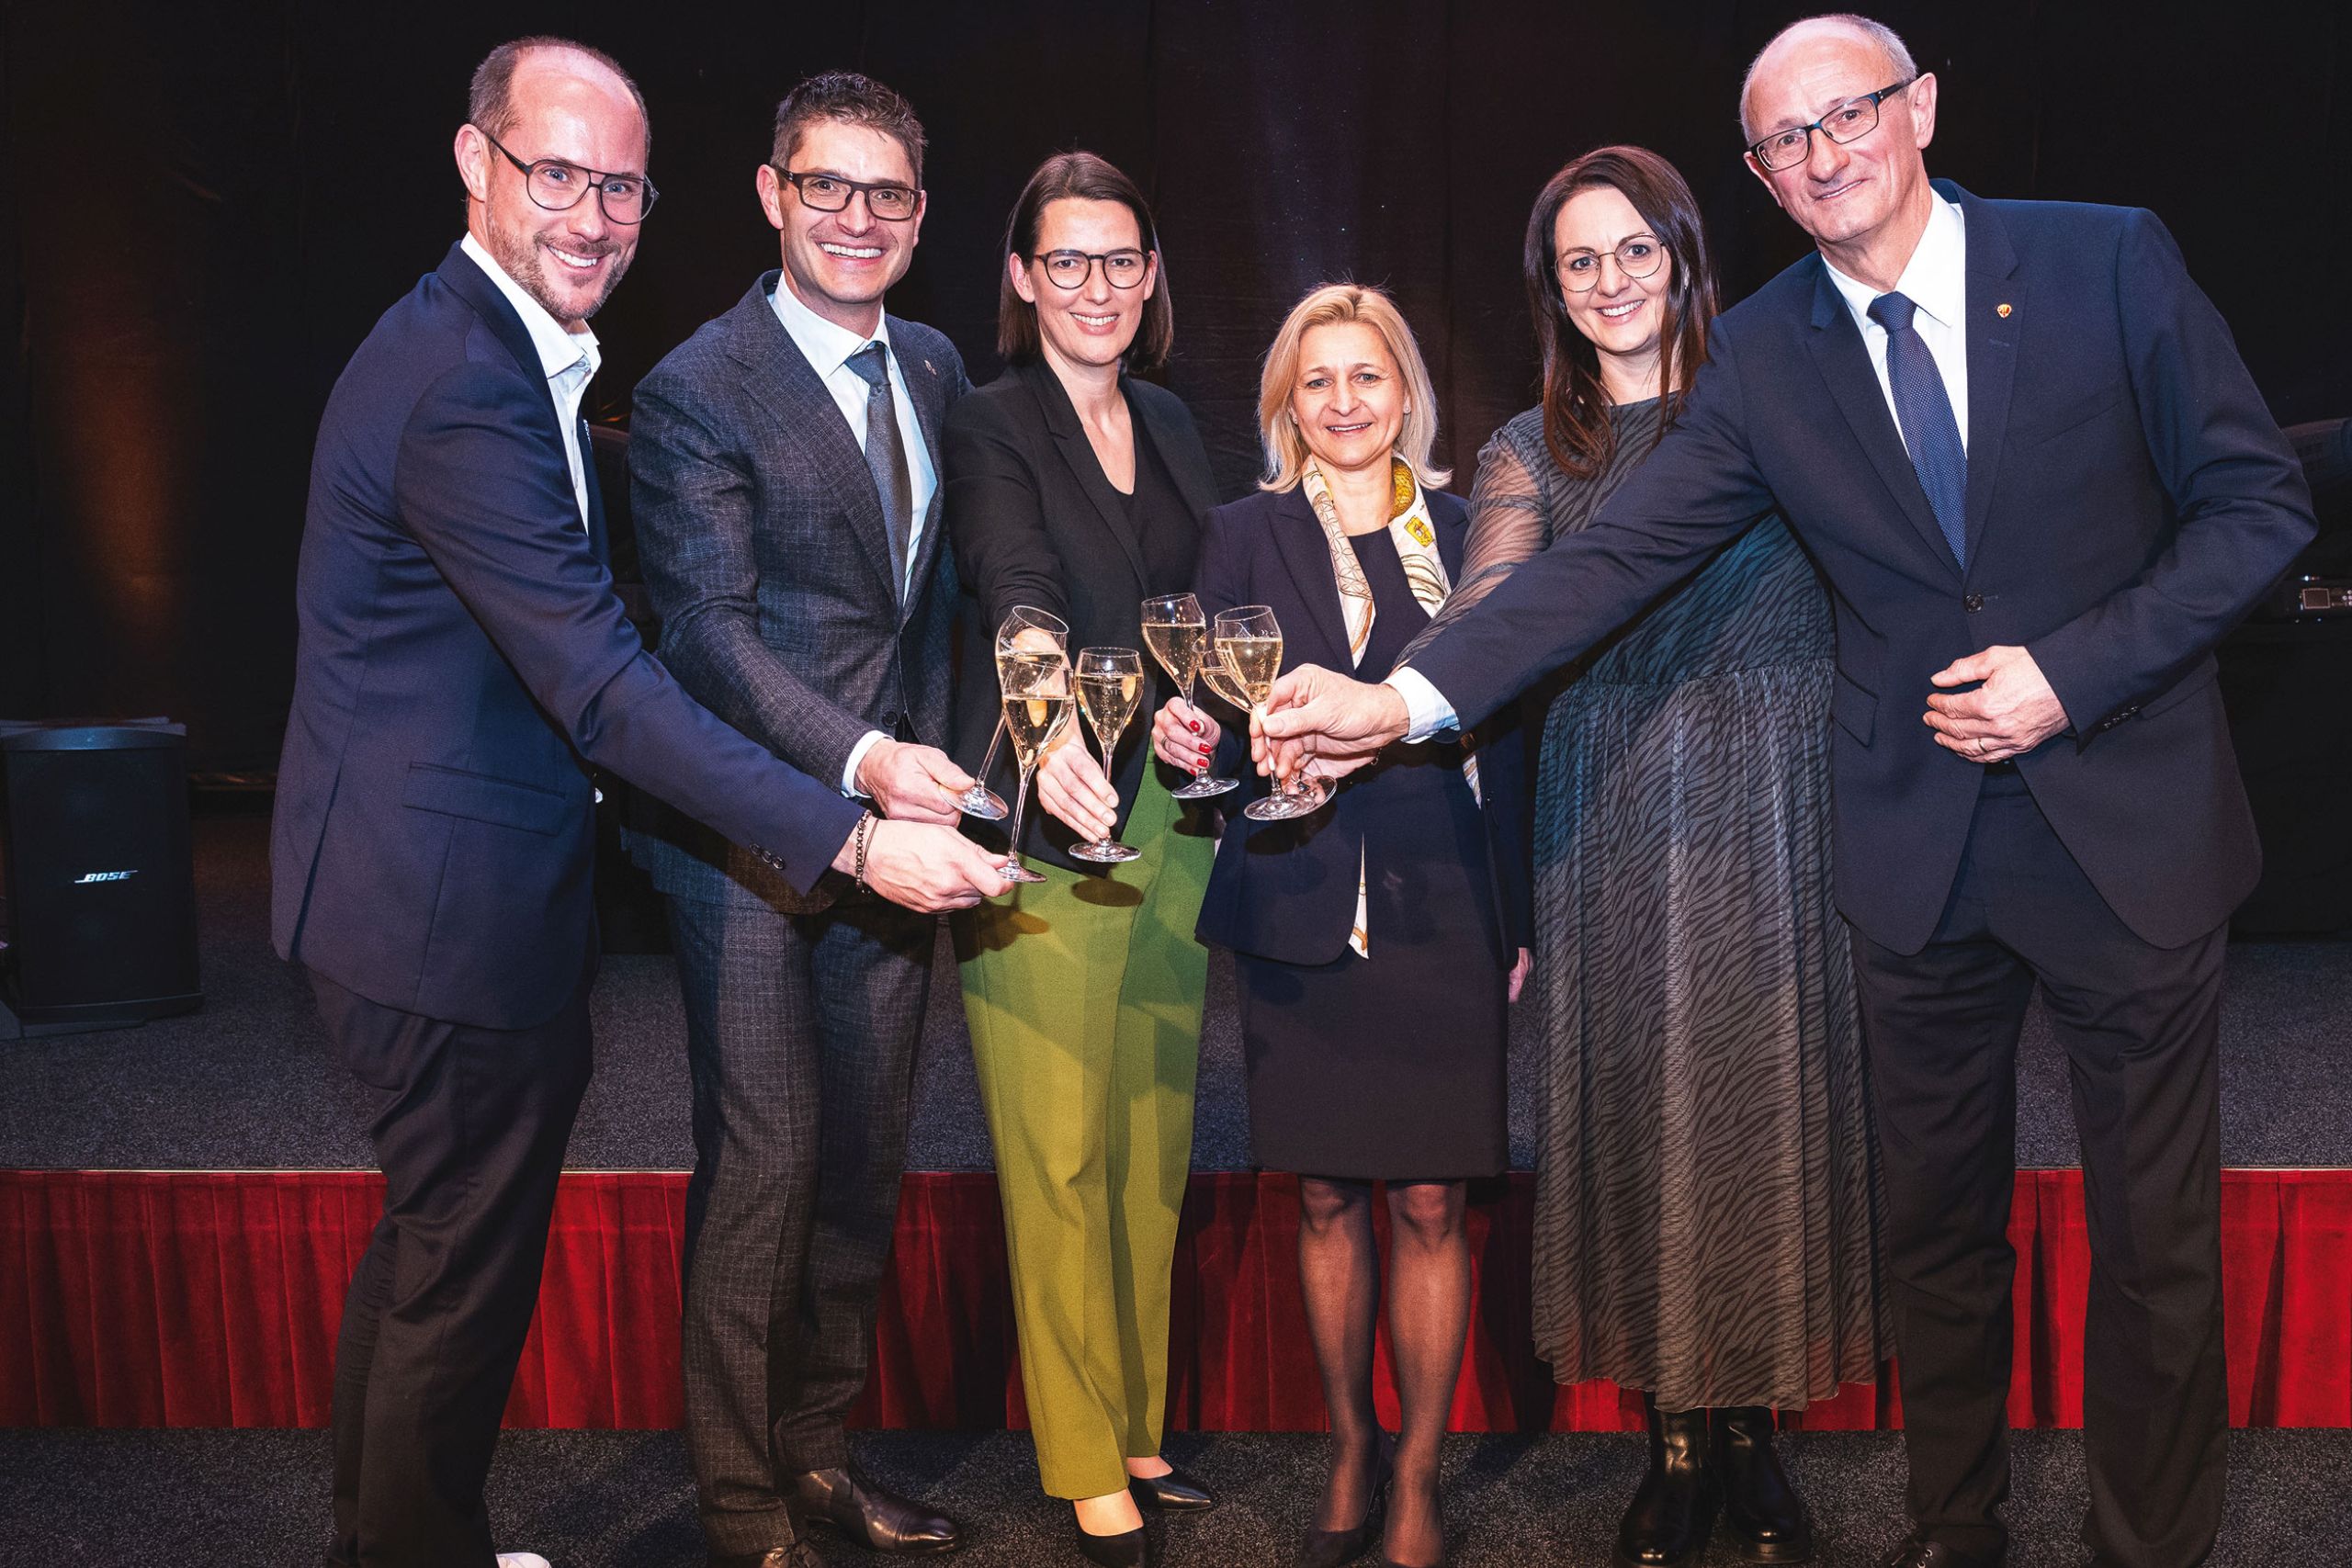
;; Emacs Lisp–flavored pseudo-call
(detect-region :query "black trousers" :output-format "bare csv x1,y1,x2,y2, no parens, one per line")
310,965,594,1568
665,888,934,1556
1852,769,2226,1568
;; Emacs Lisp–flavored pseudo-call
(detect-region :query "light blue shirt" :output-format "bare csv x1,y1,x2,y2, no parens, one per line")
767,275,940,795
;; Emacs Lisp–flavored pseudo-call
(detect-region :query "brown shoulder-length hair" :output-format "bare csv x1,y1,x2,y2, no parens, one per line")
997,152,1173,374
1524,145,1718,480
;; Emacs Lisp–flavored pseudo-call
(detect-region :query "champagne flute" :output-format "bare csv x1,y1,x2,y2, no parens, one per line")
1140,592,1238,799
995,643,1073,885
1069,647,1145,863
1214,605,1330,823
958,606,1069,821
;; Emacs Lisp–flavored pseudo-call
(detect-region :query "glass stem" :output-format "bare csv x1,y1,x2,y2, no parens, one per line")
1182,679,1207,781
977,716,1005,789
1006,759,1035,867
1095,727,1119,846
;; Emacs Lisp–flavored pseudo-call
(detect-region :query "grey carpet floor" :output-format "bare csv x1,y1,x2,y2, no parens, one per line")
4,813,2349,1171
3,1427,2347,1567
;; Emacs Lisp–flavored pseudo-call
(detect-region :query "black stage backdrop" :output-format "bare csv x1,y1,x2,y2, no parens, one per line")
4,2,2347,771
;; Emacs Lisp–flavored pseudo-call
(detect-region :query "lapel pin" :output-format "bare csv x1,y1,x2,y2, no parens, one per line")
1996,302,2013,318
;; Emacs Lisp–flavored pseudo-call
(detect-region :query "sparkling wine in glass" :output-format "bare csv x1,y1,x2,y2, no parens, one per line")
1214,604,1330,823
994,646,1072,886
960,605,1069,822
1069,647,1144,863
1140,592,1237,800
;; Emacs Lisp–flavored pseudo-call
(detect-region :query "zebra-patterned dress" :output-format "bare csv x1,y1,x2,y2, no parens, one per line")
1414,399,1890,1409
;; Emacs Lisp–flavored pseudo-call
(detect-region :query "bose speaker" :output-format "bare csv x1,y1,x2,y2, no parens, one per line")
0,720,201,1029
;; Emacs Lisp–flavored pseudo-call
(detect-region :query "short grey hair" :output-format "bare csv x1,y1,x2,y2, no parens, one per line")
1739,13,1918,141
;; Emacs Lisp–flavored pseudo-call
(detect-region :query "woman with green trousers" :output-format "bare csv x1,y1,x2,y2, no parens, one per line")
944,152,1225,1568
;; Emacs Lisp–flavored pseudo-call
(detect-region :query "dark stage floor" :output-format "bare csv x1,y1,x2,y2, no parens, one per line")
4,812,2348,1171
3,1427,2346,1568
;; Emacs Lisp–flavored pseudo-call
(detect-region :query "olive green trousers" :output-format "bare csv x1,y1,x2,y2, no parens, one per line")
955,779,1213,1499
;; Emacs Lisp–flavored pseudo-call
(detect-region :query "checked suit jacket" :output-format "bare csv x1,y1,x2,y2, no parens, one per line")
626,272,970,912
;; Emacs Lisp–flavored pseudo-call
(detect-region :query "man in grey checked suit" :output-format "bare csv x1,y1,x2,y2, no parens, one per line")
626,73,974,1568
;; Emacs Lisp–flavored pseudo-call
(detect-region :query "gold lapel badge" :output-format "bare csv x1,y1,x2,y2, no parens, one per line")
1406,516,1435,547
1996,303,2013,318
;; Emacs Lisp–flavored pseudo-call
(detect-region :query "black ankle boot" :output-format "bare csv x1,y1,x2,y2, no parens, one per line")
1613,1394,1718,1568
1712,1407,1814,1562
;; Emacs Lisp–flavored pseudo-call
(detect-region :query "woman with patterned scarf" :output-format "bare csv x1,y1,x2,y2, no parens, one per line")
1159,284,1530,1568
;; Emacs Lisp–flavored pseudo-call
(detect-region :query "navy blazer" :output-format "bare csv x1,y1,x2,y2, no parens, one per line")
1192,485,1525,967
272,243,862,1029
625,274,969,913
1410,185,2315,954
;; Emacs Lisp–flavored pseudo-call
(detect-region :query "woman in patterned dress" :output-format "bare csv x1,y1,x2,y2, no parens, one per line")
1401,147,1890,1568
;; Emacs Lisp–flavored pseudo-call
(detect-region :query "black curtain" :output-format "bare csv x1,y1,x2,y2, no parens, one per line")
5,0,2347,770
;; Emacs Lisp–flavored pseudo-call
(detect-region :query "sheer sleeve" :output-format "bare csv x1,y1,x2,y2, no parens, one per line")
1396,428,1550,668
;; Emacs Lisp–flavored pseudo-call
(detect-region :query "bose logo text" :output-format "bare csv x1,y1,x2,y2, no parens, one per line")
74,871,139,884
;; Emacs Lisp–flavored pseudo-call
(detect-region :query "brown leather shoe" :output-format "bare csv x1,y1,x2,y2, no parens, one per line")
786,1465,962,1554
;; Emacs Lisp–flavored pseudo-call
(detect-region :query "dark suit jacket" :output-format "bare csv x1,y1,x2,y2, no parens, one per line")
944,358,1221,874
624,274,969,911
1192,486,1525,966
271,243,859,1030
1410,184,2315,954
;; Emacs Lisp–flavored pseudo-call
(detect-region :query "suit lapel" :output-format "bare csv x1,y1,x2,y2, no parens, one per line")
895,319,952,621
729,278,900,606
1132,383,1218,522
1949,184,2022,573
439,243,560,434
1804,257,1962,577
1023,361,1152,589
1267,489,1354,664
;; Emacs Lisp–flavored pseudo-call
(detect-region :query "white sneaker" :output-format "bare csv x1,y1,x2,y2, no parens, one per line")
496,1555,552,1568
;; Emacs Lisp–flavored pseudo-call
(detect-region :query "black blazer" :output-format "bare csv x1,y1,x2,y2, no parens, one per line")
1190,486,1527,967
270,243,859,1029
945,357,1222,873
1410,184,2314,954
624,274,968,912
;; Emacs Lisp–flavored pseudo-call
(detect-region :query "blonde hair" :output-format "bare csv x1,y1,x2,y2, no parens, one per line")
1256,283,1450,493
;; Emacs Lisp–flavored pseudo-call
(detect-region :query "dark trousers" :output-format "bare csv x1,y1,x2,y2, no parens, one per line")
665,889,934,1555
310,966,594,1568
1852,770,2226,1568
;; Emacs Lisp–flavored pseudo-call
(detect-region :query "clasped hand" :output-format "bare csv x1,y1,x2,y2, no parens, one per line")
1922,645,2069,764
855,738,975,826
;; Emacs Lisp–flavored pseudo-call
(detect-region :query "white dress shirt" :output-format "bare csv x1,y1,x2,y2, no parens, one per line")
1822,194,1971,455
1389,197,1973,742
460,233,599,531
768,275,941,795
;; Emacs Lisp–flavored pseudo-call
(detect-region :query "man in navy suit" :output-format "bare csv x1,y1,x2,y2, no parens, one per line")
271,38,1004,1568
1261,15,2312,1567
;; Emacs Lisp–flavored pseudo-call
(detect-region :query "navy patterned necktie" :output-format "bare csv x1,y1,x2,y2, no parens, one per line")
1866,290,1968,570
846,340,912,599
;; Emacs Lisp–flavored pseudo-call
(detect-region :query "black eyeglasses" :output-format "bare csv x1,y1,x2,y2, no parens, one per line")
772,167,921,221
1556,234,1667,292
1032,249,1149,290
478,128,657,223
1747,79,1915,173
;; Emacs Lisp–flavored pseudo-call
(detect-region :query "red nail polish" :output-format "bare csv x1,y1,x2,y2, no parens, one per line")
1189,720,1202,733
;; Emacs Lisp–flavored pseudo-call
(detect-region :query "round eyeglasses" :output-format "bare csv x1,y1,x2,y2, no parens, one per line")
773,167,921,221
479,129,657,224
1747,79,1914,173
1033,249,1149,290
1557,234,1666,292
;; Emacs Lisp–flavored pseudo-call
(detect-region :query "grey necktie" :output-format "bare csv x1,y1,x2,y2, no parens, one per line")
846,341,912,599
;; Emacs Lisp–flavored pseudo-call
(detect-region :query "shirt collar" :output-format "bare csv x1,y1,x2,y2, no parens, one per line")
1825,193,1967,333
768,270,892,378
460,232,600,385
